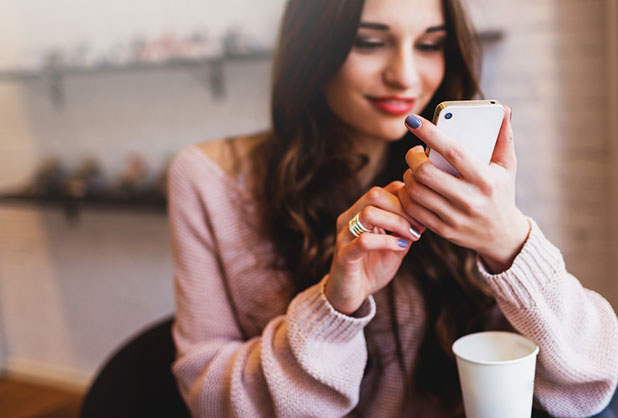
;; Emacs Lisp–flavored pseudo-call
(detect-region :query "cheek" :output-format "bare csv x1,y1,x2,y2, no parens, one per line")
420,58,446,92
323,60,377,127
325,56,380,103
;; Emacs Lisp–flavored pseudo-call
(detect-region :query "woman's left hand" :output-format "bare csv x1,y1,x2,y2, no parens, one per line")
399,106,530,273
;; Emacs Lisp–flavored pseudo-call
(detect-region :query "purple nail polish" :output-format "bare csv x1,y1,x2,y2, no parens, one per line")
397,239,408,248
409,226,421,240
405,114,422,129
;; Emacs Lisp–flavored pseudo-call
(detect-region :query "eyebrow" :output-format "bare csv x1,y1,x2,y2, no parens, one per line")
359,22,447,33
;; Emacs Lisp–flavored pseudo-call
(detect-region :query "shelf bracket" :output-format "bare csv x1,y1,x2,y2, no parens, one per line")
47,69,66,109
208,58,225,99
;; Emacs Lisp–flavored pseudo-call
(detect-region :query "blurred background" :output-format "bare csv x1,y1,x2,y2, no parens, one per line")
0,0,616,415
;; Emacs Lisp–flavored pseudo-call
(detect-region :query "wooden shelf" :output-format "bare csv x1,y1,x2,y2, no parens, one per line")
0,193,167,222
0,50,273,106
0,51,272,81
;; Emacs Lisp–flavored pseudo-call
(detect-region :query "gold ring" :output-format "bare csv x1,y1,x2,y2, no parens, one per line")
348,212,371,237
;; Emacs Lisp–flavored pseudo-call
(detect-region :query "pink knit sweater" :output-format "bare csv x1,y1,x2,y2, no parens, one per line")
168,144,618,418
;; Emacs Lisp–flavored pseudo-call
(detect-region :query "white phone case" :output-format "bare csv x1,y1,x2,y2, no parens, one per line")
427,100,505,176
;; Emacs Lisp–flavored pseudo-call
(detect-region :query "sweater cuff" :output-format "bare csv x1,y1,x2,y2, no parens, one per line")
477,217,565,310
286,275,376,344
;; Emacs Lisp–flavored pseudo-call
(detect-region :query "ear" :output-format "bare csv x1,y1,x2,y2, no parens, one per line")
490,106,516,172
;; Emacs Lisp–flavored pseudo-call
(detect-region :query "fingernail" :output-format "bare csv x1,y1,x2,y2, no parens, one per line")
397,239,409,248
510,108,513,121
405,114,422,129
409,226,421,240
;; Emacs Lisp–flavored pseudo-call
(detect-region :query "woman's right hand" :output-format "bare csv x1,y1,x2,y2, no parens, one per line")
325,181,426,315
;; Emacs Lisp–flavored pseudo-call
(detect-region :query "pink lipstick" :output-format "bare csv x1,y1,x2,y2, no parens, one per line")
368,96,415,116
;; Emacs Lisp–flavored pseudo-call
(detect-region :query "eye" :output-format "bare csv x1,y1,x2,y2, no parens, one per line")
354,37,385,50
416,40,446,52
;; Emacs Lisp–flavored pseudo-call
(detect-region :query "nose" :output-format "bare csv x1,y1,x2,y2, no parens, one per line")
382,46,420,90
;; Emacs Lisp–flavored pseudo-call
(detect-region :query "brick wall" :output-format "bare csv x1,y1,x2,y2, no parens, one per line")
469,0,616,308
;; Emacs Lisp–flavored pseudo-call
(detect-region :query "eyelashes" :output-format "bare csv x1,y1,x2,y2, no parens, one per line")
353,37,446,52
416,41,445,52
354,39,385,49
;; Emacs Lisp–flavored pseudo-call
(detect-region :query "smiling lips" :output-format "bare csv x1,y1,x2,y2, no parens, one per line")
367,96,415,116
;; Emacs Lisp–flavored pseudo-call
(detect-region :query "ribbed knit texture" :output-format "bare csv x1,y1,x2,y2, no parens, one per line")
168,144,618,418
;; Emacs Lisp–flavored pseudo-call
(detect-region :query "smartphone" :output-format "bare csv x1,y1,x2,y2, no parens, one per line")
426,100,505,176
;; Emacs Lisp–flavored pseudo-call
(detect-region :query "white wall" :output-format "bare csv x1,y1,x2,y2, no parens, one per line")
0,207,175,387
0,0,284,388
0,0,616,389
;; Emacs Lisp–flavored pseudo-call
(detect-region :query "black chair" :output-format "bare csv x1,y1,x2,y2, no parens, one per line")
80,316,190,418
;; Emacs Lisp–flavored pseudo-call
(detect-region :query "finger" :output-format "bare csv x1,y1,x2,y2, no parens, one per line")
383,180,405,195
404,114,486,183
397,185,443,233
409,144,425,154
405,147,430,173
403,145,427,174
353,205,422,241
344,186,413,230
381,180,426,236
403,169,458,225
405,148,474,210
340,233,409,262
490,105,516,172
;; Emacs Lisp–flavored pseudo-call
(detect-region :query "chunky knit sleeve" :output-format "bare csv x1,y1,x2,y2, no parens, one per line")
167,147,376,418
478,218,618,418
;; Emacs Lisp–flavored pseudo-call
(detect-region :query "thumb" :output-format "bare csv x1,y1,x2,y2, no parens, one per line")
490,105,516,172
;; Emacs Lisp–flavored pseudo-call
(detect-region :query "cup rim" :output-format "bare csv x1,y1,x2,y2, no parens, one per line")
452,331,539,366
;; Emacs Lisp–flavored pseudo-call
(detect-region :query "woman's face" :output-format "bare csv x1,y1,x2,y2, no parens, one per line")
323,0,447,142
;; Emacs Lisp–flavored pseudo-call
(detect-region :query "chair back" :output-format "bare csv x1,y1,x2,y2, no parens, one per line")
80,316,190,418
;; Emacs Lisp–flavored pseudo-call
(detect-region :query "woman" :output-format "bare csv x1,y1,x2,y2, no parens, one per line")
167,0,618,416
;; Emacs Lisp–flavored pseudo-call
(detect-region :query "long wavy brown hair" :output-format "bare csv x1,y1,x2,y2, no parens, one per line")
252,0,497,414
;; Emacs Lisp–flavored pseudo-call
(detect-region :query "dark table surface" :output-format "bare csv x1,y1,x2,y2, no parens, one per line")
532,389,618,418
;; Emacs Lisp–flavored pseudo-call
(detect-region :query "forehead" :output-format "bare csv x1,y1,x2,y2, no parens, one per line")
360,0,444,33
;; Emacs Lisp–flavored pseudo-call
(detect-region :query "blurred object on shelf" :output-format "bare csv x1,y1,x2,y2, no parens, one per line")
137,32,176,63
187,31,222,58
23,157,67,197
111,153,153,197
106,42,135,66
27,26,268,73
4,152,171,205
130,37,147,63
62,158,106,198
137,31,223,63
0,153,170,219
66,44,98,69
41,50,65,70
223,27,265,55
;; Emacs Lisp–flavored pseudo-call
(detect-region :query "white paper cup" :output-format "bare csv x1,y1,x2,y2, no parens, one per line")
452,331,539,418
